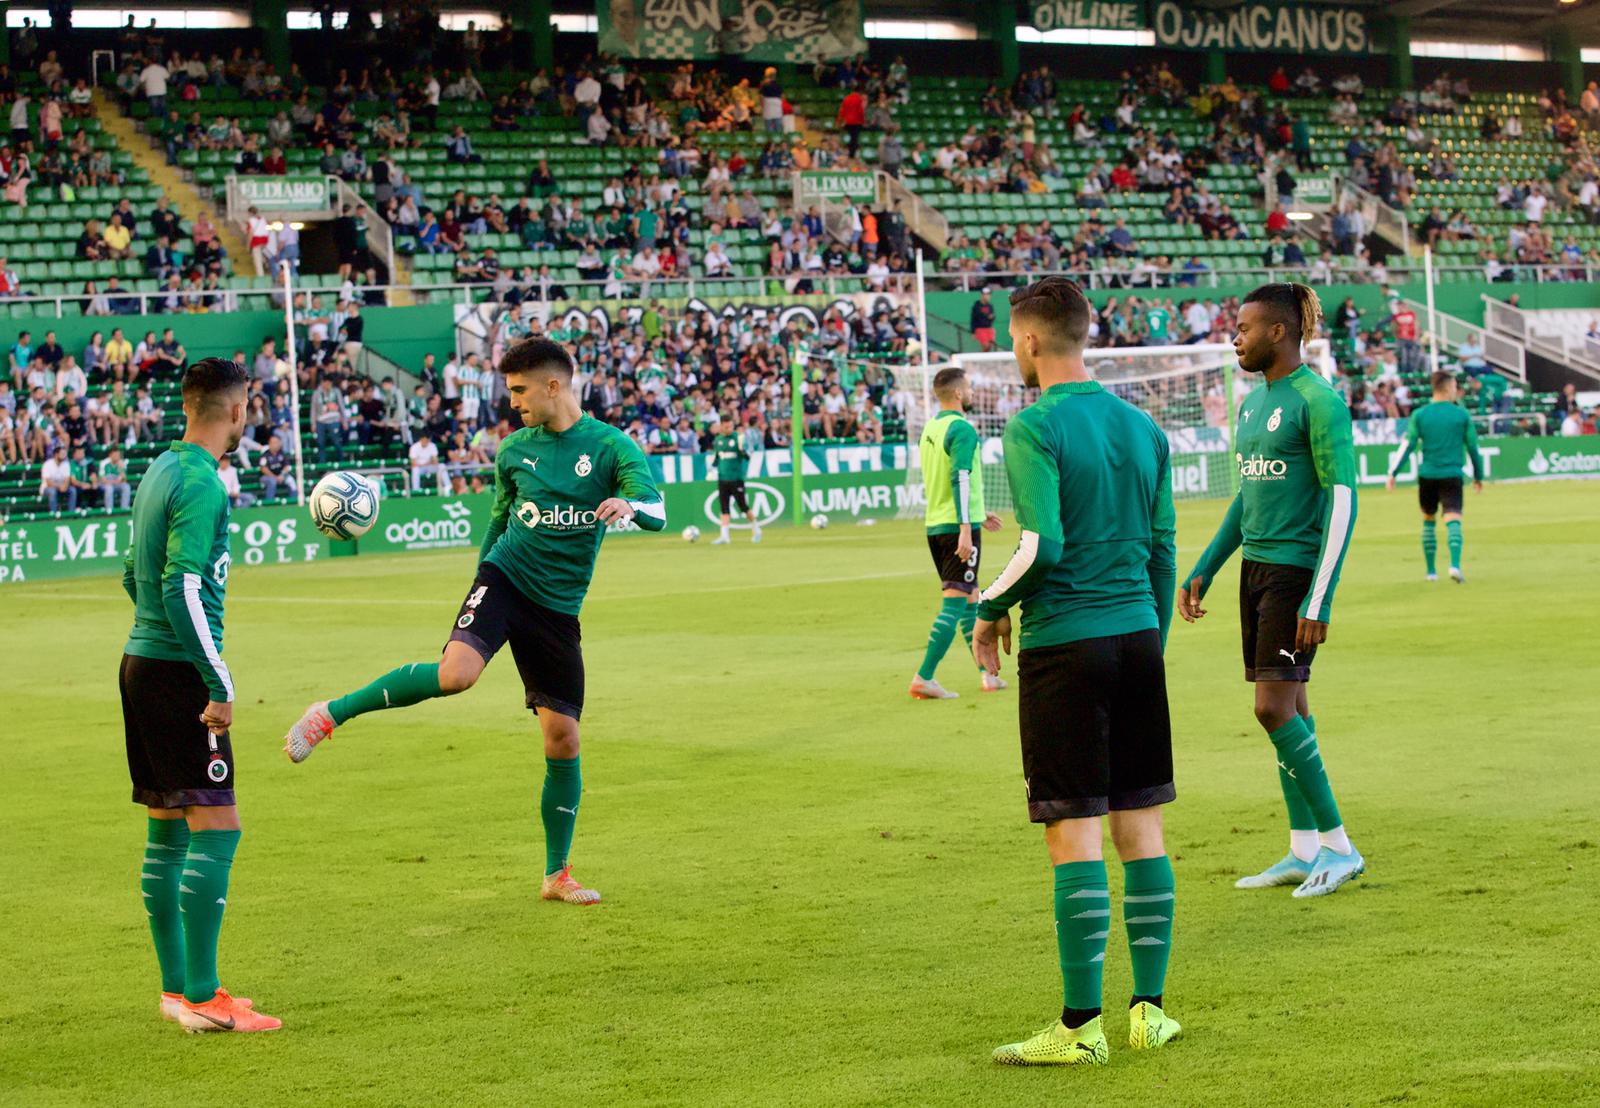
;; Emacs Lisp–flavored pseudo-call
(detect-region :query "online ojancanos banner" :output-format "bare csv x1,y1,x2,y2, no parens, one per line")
1030,1,1144,32
1149,0,1372,55
597,0,865,63
4,438,1593,585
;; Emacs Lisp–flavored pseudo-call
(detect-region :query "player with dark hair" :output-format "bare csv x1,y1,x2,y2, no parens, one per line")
710,414,761,544
1387,369,1483,582
121,356,282,1032
910,364,1003,699
283,337,666,905
1177,282,1364,897
974,276,1181,1065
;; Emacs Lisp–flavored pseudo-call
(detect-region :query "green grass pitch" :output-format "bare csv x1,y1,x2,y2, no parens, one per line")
3,481,1598,1106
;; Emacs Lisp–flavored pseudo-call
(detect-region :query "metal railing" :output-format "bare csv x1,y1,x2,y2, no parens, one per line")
1402,297,1526,382
1334,174,1412,256
0,272,924,321
878,171,950,253
922,262,1600,292
1483,295,1600,380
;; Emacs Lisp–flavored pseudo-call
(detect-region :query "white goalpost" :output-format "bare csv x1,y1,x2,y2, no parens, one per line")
899,338,1331,517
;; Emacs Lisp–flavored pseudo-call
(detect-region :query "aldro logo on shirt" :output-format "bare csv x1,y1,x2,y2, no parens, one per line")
1237,453,1289,480
516,499,602,531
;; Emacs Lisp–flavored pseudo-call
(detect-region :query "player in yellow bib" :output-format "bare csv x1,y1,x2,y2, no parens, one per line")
910,366,1004,699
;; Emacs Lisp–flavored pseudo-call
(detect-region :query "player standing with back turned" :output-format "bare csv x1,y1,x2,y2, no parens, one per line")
1386,370,1483,582
973,277,1181,1065
1177,283,1364,898
910,366,1004,699
121,356,282,1033
282,338,666,905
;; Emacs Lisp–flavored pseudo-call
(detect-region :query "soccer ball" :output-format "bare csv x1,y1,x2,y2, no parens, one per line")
682,525,702,543
810,514,829,530
309,471,381,540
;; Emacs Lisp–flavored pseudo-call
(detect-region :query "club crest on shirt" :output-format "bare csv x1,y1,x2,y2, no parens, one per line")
1266,406,1283,432
575,453,593,477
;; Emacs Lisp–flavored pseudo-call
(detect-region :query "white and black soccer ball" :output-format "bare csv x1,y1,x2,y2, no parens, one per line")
810,513,829,530
310,471,381,540
682,525,702,543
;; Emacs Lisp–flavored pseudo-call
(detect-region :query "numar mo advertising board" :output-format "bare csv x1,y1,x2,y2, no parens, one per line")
2,437,1594,586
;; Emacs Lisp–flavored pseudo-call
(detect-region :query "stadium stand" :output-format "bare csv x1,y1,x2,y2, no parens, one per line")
0,16,1594,524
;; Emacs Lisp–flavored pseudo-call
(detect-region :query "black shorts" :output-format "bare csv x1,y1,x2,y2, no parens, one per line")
1418,476,1464,516
927,530,981,593
717,479,750,516
1240,558,1316,682
447,561,585,719
120,654,235,808
1017,630,1175,821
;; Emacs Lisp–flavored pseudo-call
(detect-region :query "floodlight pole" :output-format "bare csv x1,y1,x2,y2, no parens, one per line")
281,260,307,506
1424,244,1439,374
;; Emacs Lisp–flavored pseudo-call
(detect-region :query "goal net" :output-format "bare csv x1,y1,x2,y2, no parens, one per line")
899,340,1331,517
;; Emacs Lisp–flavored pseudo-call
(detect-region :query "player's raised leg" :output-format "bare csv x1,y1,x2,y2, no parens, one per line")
285,585,497,762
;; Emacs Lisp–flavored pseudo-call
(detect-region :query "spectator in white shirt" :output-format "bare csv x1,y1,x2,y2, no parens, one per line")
586,108,612,145
703,241,733,278
1524,189,1548,223
410,434,447,491
138,61,170,114
574,74,602,110
40,445,73,511
217,453,253,507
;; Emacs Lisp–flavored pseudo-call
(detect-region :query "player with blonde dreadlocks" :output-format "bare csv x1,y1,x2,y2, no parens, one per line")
1175,282,1365,899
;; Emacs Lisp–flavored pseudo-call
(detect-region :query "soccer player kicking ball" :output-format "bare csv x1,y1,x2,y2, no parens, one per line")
121,357,282,1033
710,416,761,544
973,278,1181,1066
909,366,1004,699
283,339,666,905
1386,370,1483,583
1178,283,1364,898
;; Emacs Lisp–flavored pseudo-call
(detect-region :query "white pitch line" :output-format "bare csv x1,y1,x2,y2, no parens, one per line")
19,568,927,607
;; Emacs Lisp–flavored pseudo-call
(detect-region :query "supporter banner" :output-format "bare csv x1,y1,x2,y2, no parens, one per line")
1030,0,1144,32
231,174,332,211
597,0,865,63
8,438,1590,585
798,171,877,200
1295,175,1336,205
1150,0,1372,56
524,290,914,345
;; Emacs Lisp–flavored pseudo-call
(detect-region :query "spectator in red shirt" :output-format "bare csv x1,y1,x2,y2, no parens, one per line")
1265,208,1290,235
1268,67,1291,95
836,88,866,157
1110,163,1137,191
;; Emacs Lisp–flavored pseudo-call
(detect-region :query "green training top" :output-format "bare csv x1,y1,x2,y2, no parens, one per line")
711,431,748,482
122,440,235,702
479,415,666,615
1185,365,1358,623
921,409,985,535
1389,399,1483,481
976,381,1176,650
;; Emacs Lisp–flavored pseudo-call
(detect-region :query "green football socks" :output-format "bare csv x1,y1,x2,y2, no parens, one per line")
329,662,444,725
1421,519,1437,575
142,817,190,995
1278,714,1318,833
957,602,983,671
1122,856,1175,1002
1268,717,1342,833
180,829,240,1004
542,756,582,876
1446,519,1463,571
1055,861,1110,1013
916,596,966,681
